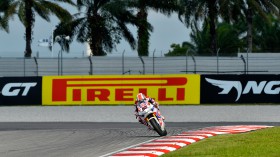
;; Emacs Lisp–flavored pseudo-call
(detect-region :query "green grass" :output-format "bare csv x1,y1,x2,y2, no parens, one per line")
162,127,280,157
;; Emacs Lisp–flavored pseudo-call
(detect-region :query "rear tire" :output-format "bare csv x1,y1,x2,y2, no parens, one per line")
150,118,167,136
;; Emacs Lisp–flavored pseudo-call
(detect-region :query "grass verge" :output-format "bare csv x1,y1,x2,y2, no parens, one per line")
162,127,280,157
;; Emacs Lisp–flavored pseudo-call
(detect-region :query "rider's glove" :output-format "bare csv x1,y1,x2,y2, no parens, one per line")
153,102,159,109
135,112,139,117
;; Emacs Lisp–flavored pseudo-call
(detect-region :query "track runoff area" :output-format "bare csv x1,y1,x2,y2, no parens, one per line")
103,125,272,157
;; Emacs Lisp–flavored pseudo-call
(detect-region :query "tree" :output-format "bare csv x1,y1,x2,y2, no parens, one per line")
180,21,245,56
126,0,180,56
254,14,280,52
219,0,280,53
0,1,8,31
0,0,15,32
55,0,138,56
187,22,211,55
164,42,194,56
179,0,220,55
6,0,73,58
179,0,280,54
216,22,246,55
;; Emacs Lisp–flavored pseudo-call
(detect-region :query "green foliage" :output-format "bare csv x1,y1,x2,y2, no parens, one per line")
2,0,73,57
219,0,280,53
216,22,246,55
169,21,246,56
165,44,186,56
179,0,280,54
189,22,211,55
254,14,280,52
179,0,219,55
2,0,280,57
170,13,280,56
0,0,16,32
127,0,181,56
165,43,191,56
162,127,280,157
56,0,138,56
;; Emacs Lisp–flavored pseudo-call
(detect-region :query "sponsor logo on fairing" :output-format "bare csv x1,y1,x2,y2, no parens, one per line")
205,78,280,101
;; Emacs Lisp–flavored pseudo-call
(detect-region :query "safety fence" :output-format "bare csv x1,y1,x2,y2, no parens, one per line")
0,54,280,76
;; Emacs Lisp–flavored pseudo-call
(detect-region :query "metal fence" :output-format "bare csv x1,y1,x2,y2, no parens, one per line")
0,54,279,76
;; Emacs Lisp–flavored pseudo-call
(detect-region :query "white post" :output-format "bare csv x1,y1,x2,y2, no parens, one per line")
86,42,92,56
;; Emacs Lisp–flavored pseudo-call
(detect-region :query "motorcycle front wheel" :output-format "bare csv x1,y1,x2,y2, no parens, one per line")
149,118,167,136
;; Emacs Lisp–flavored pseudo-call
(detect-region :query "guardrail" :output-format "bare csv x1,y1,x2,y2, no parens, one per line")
0,54,279,76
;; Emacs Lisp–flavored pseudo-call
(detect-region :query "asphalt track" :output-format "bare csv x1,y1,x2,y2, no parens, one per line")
0,122,279,157
0,106,280,157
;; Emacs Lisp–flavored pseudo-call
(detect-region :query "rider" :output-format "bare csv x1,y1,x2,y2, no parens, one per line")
134,93,164,129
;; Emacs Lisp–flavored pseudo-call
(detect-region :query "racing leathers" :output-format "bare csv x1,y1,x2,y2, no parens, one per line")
134,97,164,129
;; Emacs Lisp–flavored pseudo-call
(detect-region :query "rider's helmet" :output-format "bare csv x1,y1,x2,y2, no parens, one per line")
136,93,146,102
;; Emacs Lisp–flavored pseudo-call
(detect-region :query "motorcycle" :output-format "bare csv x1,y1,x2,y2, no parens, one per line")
141,102,167,136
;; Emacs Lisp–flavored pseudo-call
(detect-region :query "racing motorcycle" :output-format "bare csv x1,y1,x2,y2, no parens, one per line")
142,102,167,136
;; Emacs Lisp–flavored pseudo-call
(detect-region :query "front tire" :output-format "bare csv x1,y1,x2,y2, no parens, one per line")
149,118,167,136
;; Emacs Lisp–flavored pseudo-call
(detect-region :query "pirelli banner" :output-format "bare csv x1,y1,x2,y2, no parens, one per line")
42,75,200,105
0,77,42,105
201,75,280,103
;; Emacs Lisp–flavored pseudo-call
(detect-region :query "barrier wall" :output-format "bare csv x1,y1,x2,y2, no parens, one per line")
0,77,42,105
1,74,279,105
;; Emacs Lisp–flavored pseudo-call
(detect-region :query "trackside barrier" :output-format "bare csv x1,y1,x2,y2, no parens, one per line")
42,74,200,105
1,74,280,105
201,74,280,103
0,77,42,105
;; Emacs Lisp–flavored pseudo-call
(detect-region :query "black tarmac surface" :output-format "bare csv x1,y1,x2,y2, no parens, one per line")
0,122,279,157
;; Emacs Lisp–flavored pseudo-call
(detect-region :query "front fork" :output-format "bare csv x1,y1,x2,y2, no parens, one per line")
145,113,156,129
145,112,164,130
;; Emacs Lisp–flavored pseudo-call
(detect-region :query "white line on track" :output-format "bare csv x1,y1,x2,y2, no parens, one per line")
99,137,160,157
